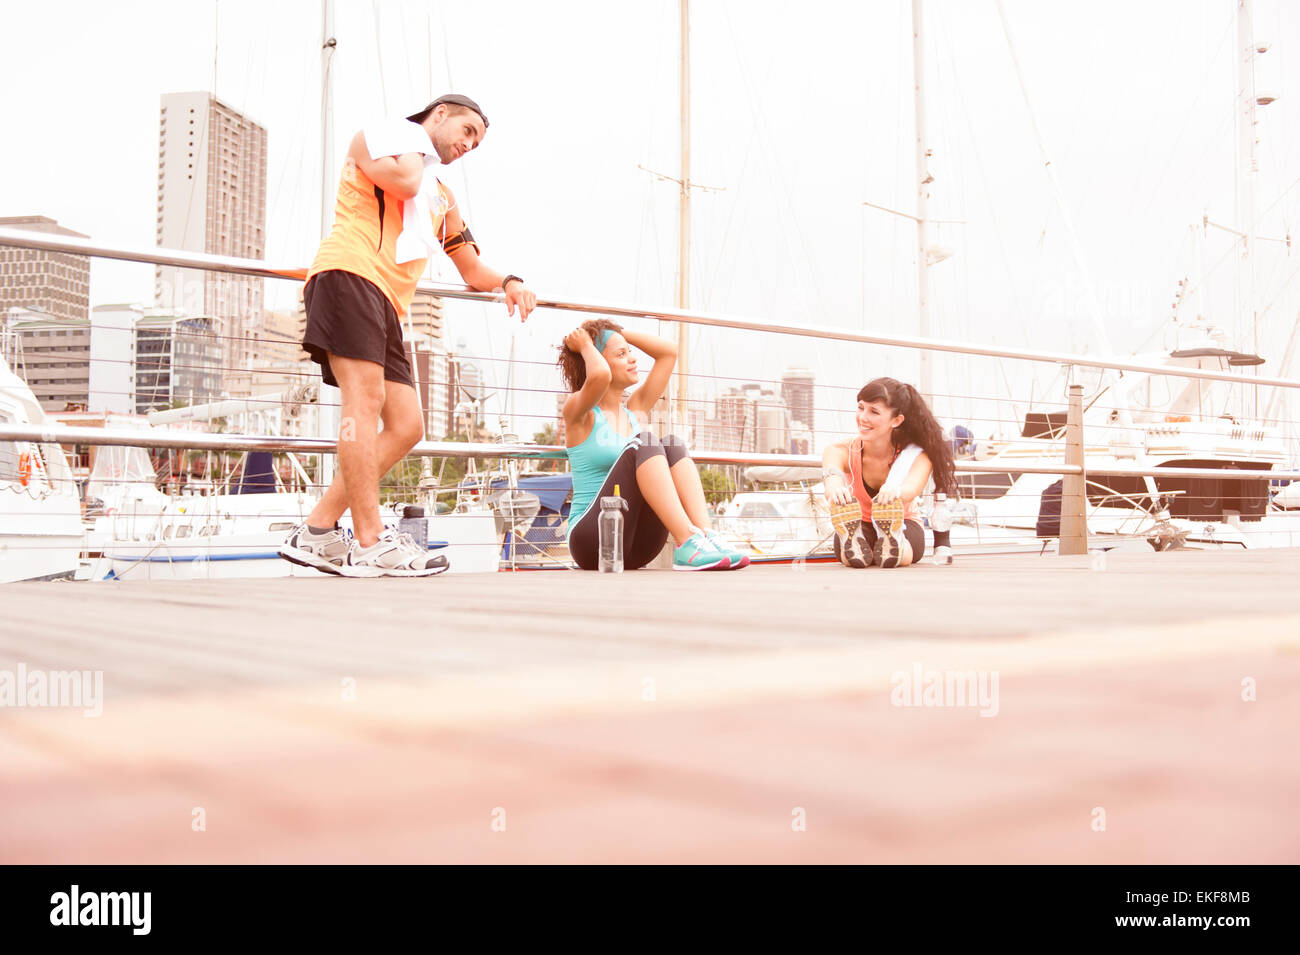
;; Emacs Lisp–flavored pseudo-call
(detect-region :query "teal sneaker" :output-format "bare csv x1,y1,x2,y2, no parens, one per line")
704,528,750,568
672,532,731,571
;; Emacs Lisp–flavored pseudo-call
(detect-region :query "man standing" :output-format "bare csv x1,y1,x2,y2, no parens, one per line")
280,94,537,577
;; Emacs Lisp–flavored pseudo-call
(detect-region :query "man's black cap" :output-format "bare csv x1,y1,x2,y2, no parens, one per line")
407,94,489,129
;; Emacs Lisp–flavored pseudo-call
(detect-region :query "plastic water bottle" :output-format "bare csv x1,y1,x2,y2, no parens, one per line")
598,489,627,573
931,492,953,566
398,504,427,550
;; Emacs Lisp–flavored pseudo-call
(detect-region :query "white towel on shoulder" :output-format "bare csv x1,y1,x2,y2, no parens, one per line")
886,443,924,487
361,118,448,265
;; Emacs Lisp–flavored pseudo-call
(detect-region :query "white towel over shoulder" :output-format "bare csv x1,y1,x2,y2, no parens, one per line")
886,443,924,487
361,118,448,265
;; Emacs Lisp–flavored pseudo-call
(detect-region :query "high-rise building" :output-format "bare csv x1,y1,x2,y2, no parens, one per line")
254,309,304,367
755,391,791,453
789,423,813,456
407,289,446,345
781,366,815,442
89,304,141,415
134,311,222,413
155,92,268,386
713,383,794,453
6,310,91,411
0,216,90,325
408,340,451,440
715,390,752,451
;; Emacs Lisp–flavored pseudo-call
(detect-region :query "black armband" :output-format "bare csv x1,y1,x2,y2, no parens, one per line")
441,224,479,256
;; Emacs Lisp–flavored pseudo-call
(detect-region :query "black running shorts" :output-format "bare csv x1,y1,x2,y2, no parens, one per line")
302,270,414,388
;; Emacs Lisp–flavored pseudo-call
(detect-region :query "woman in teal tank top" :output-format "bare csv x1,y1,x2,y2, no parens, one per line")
557,320,749,571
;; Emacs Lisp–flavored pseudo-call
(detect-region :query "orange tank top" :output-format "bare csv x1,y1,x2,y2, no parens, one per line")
307,157,451,318
848,438,922,522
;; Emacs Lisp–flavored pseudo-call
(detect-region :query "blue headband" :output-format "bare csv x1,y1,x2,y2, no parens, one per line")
593,328,614,352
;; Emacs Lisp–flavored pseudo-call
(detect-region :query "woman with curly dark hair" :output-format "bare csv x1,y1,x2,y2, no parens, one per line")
821,377,957,568
557,319,747,571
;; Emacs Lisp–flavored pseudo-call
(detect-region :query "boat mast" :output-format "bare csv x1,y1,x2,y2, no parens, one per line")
675,0,691,429
1235,0,1259,413
912,0,933,400
321,0,337,243
319,0,339,487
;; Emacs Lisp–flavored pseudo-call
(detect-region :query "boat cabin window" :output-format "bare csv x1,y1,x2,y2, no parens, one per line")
1022,412,1067,439
740,502,781,519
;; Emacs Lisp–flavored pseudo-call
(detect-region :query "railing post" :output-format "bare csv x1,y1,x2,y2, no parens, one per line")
1060,382,1087,555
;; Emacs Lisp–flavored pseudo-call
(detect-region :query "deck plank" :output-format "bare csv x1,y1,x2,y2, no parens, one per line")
1,549,1298,862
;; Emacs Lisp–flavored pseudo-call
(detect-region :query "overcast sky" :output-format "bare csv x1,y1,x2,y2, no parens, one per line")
2,0,1298,446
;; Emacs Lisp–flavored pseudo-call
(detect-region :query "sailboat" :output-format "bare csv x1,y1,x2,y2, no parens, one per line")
951,0,1300,552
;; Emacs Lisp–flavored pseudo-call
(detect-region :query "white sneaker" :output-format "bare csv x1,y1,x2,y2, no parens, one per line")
279,523,350,575
342,527,450,578
830,501,872,568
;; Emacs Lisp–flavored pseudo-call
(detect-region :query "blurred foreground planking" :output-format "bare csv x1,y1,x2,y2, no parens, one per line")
1,549,1298,863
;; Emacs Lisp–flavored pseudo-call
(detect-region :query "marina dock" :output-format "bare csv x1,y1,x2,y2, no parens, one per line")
2,549,1298,864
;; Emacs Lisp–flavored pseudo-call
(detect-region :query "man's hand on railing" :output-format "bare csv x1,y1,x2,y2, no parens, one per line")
504,280,536,322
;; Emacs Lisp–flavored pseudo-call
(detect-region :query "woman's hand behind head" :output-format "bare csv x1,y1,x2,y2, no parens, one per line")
564,327,593,353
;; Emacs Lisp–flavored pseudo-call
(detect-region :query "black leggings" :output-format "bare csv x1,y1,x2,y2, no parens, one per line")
833,519,927,563
569,432,689,571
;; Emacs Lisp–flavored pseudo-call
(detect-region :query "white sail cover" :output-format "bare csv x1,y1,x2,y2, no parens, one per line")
86,442,158,503
743,466,824,486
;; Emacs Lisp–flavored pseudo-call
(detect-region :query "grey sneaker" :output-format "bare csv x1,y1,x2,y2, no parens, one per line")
341,527,450,578
279,523,350,575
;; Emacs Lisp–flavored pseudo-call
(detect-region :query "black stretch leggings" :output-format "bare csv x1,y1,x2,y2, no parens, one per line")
833,519,927,563
569,432,689,571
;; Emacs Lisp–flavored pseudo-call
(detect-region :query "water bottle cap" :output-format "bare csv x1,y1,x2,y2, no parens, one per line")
600,496,626,510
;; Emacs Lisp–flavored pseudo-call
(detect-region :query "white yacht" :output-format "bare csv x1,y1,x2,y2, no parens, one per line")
714,467,835,563
0,359,82,582
953,324,1300,551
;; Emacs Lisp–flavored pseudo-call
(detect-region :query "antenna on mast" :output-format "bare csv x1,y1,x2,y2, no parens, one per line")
320,0,338,243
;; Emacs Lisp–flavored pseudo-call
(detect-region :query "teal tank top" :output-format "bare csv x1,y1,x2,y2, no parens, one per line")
566,403,645,537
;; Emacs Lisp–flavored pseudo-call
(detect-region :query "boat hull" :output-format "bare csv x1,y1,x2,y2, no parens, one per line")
96,510,500,580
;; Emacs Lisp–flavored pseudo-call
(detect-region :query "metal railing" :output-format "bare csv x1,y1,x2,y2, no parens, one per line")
7,415,1300,488
4,228,1300,559
5,226,1300,389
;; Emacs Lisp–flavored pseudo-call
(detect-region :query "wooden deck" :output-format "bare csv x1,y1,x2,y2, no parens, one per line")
2,549,1299,863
